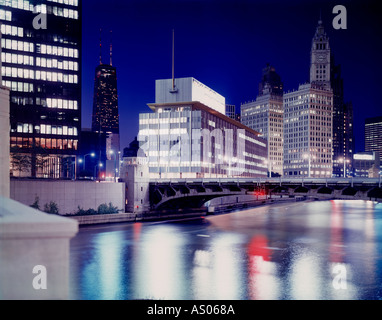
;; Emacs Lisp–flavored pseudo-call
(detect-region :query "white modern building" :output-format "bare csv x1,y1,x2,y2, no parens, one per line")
155,77,226,115
139,101,268,179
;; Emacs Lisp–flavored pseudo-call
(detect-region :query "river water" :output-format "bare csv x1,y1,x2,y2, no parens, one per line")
69,200,382,300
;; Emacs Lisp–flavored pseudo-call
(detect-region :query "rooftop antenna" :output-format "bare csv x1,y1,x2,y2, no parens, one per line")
109,30,113,66
99,28,102,65
170,29,178,93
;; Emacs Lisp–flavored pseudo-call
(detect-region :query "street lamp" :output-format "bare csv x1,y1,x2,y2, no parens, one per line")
94,162,103,180
79,152,95,171
338,157,350,178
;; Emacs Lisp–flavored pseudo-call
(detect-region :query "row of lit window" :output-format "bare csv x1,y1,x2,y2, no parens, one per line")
1,52,79,72
47,0,79,7
36,57,78,71
1,0,31,11
0,24,23,37
36,70,78,83
2,66,78,84
0,9,12,21
46,98,78,110
15,122,78,136
11,137,78,151
1,38,34,53
1,52,34,66
38,44,79,58
2,80,33,92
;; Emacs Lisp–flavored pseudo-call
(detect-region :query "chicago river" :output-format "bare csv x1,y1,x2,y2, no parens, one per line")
69,200,382,300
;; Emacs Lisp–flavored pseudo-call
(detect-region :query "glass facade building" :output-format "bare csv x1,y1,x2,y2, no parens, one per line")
1,0,81,178
365,116,382,169
138,101,268,179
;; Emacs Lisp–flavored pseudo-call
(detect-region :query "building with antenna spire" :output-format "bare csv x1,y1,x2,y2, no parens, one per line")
91,29,120,179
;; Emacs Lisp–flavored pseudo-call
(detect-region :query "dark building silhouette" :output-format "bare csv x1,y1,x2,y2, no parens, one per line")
79,129,106,179
331,56,354,177
91,31,120,179
91,30,120,157
123,137,139,158
91,64,119,136
1,1,82,178
258,64,283,96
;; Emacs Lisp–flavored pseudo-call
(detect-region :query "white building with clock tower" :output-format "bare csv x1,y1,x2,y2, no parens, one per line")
283,19,334,178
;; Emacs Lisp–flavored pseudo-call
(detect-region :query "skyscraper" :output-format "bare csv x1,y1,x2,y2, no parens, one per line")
91,31,120,178
283,19,333,178
241,64,284,176
365,116,382,169
331,56,354,177
1,1,82,179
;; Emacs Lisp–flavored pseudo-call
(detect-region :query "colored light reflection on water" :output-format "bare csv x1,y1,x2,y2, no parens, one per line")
69,200,382,300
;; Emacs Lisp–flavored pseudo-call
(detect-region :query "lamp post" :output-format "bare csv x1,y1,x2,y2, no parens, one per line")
79,152,95,172
94,162,103,180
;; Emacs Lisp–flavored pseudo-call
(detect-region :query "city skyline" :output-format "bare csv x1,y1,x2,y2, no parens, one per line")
81,0,382,154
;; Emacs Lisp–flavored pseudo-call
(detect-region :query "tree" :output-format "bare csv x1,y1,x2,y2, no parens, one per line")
43,201,59,214
10,147,31,177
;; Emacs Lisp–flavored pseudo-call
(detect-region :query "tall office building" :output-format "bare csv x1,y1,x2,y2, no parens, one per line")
365,116,382,168
283,83,333,178
283,19,334,178
1,0,81,178
139,78,268,179
331,56,354,177
91,33,120,178
241,64,284,176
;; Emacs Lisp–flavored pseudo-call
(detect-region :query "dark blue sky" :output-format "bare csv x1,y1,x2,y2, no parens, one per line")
81,0,382,152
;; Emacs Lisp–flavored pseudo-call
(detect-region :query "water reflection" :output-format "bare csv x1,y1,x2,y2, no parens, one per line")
248,235,280,300
69,200,382,300
133,224,187,299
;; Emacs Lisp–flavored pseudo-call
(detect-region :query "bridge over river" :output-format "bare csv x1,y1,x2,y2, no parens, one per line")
149,177,382,211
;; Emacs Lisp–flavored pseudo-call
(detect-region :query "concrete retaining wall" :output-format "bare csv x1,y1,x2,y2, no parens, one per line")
10,180,125,215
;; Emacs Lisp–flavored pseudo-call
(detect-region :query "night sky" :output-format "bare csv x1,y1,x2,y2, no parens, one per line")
81,0,382,153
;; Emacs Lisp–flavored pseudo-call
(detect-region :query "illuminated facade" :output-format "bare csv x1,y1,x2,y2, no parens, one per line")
365,116,382,168
241,65,284,176
283,83,333,178
138,101,268,179
353,152,380,178
283,19,334,178
1,0,81,178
